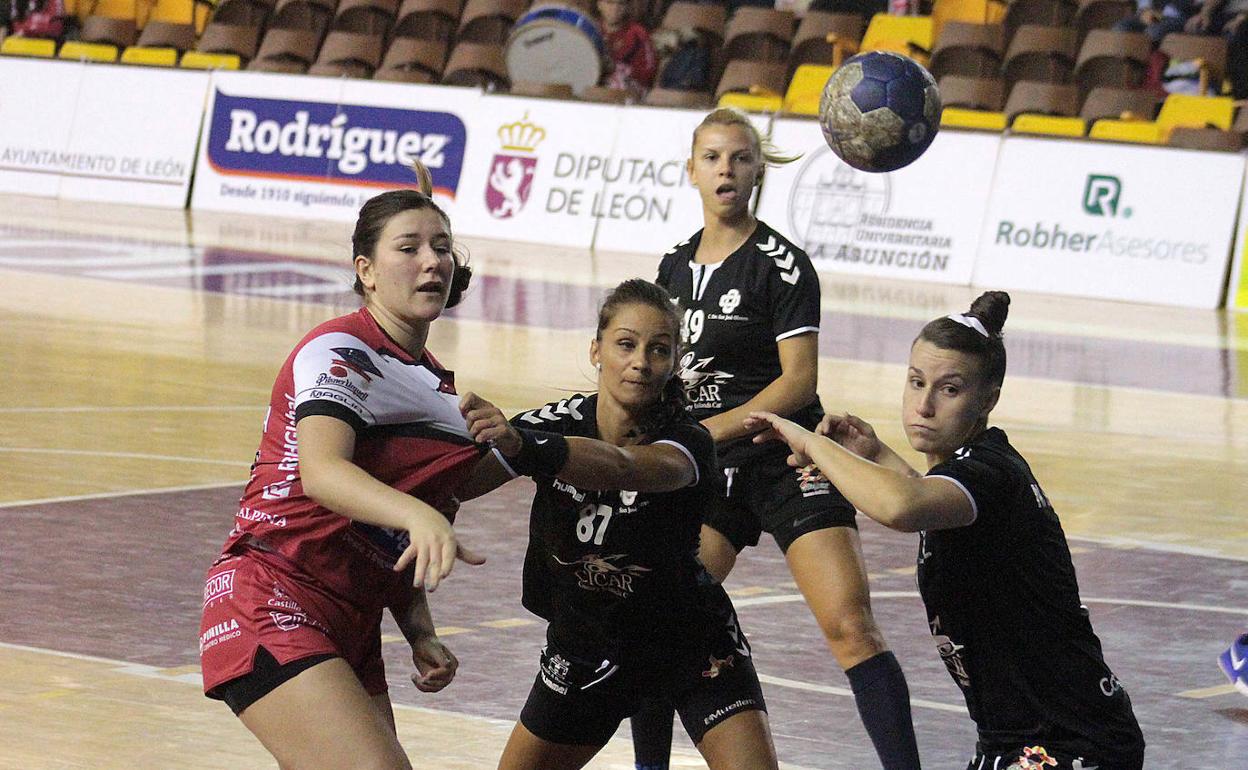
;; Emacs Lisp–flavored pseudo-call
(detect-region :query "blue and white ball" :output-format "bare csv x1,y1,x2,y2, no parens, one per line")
819,51,942,173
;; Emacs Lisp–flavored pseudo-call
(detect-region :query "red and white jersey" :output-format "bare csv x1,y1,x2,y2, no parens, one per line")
220,307,482,610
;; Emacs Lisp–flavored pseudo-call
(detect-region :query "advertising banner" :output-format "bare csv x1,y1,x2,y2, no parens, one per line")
592,108,769,256
0,60,206,207
59,64,208,207
755,119,997,285
0,59,85,198
452,94,623,248
974,136,1242,308
192,72,479,222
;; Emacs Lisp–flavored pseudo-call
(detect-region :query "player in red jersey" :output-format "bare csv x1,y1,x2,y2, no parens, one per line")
199,167,484,769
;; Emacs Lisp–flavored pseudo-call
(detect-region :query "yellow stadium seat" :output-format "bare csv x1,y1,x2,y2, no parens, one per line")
941,106,1006,131
91,0,139,20
1088,118,1164,144
121,44,179,65
0,36,57,57
783,64,834,115
1156,93,1235,132
59,40,120,61
148,0,194,25
932,0,1006,43
861,13,933,63
1011,114,1086,137
179,50,241,69
719,87,784,114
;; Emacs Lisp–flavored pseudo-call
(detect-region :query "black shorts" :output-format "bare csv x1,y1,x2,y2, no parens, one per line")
706,451,857,553
519,618,766,747
211,646,336,716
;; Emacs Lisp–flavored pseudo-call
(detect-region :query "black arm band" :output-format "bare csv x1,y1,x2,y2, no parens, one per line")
508,429,570,478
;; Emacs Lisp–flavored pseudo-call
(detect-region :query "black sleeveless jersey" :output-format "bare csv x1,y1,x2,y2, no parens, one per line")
510,394,744,667
920,428,1144,761
657,220,824,465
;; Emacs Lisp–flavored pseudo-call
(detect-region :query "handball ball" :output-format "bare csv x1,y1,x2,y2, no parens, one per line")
819,51,942,173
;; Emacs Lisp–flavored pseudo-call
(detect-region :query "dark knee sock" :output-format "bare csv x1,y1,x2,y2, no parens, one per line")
845,651,921,770
630,698,675,770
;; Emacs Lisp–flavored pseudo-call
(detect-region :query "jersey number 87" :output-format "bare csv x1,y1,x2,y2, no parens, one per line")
576,503,614,545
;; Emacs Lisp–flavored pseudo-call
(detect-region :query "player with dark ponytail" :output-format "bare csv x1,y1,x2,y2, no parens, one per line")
748,291,1146,770
456,278,780,770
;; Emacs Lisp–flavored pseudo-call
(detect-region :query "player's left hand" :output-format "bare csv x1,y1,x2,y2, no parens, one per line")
410,635,459,693
744,411,815,467
460,392,522,456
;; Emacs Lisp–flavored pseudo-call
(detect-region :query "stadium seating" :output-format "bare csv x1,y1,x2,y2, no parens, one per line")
1156,93,1236,132
860,12,933,62
120,45,180,65
789,11,862,72
1088,118,1164,143
441,41,507,89
1074,29,1150,94
722,7,795,64
1012,113,1086,135
659,2,727,46
1072,0,1132,43
308,30,384,77
715,59,787,101
249,27,320,72
930,21,1004,81
1159,33,1228,96
179,50,242,68
1003,24,1076,85
392,0,461,42
580,85,631,103
58,40,120,61
1004,80,1079,122
1079,85,1158,122
783,63,835,115
457,0,525,45
374,37,447,82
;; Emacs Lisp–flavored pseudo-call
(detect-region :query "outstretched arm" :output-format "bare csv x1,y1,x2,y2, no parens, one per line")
746,412,974,533
461,392,698,493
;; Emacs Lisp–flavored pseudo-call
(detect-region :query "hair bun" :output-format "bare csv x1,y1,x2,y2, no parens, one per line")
968,291,1010,336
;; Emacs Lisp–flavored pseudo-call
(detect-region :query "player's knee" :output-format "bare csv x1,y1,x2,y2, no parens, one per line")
816,608,883,652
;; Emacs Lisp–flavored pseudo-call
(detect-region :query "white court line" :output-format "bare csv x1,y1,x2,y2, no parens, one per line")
1067,534,1248,564
0,481,241,509
0,405,261,414
757,674,966,714
736,590,1248,616
0,446,247,467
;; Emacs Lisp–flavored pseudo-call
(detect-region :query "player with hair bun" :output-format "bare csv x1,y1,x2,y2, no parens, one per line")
198,165,483,769
748,291,1146,770
630,107,921,770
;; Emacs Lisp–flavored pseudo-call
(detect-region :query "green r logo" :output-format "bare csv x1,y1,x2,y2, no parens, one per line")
1083,174,1125,217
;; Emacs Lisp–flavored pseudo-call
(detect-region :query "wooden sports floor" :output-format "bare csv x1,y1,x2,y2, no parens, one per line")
1,193,1246,769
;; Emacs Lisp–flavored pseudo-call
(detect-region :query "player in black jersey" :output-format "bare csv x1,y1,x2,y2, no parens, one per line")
748,291,1146,770
456,279,779,770
632,107,921,770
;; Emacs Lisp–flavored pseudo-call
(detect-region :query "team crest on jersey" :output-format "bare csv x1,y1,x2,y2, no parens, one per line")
717,289,741,314
1006,746,1058,769
796,464,831,497
553,553,651,597
702,654,735,678
677,351,733,410
329,347,384,382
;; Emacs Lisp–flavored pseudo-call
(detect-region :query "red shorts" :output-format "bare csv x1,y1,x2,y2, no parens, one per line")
199,550,387,697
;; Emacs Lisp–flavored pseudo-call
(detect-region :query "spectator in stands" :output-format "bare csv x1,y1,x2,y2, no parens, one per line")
1185,0,1248,98
1114,0,1200,44
599,0,659,97
8,0,67,39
